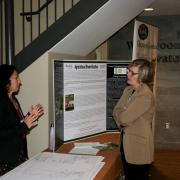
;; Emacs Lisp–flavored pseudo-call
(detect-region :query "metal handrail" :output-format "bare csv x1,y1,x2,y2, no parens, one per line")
20,0,53,16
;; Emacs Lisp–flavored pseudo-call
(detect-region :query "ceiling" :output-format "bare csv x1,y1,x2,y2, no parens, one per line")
140,0,180,16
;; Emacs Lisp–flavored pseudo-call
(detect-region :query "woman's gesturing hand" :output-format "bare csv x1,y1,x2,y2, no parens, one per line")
24,113,39,129
31,104,44,117
24,104,44,128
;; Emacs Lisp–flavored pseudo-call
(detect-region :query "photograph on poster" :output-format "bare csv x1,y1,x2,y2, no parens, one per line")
65,94,74,111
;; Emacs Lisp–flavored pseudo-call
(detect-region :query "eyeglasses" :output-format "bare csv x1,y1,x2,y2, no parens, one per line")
127,68,139,76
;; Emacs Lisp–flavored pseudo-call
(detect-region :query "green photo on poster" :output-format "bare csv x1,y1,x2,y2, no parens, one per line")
65,94,74,111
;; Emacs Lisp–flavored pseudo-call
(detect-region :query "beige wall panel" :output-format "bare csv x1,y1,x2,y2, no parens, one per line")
56,0,63,19
32,0,39,40
24,0,31,47
39,0,47,34
18,53,49,157
65,0,72,12
48,1,55,27
14,1,23,55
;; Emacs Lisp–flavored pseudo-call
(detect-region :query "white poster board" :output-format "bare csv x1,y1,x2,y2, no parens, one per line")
53,61,106,142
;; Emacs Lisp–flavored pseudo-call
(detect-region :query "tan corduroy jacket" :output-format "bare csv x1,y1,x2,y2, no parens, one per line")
113,84,155,165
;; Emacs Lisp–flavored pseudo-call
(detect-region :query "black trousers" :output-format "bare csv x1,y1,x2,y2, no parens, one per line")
120,135,151,180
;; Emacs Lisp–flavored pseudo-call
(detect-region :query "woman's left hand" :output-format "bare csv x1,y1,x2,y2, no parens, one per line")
31,104,44,118
27,104,44,120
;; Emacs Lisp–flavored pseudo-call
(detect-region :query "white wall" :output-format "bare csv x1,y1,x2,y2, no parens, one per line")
18,53,49,157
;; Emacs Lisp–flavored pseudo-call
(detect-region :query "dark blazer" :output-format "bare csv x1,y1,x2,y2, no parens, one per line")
113,84,155,164
0,96,29,165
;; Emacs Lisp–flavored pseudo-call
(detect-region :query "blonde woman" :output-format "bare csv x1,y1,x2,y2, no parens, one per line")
113,59,155,180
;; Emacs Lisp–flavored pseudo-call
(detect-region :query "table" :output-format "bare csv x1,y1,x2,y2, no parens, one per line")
56,132,122,180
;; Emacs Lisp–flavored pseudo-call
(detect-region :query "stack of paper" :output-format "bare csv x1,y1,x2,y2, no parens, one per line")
69,142,107,155
1,152,104,180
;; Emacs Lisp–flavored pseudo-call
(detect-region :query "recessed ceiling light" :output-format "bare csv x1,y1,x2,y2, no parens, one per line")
144,8,154,11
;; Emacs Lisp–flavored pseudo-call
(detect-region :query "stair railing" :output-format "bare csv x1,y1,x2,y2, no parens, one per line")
0,0,80,65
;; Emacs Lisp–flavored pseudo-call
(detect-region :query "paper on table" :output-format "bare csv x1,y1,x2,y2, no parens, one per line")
74,142,103,147
69,142,111,155
87,161,105,180
74,142,119,150
0,152,104,180
69,146,99,155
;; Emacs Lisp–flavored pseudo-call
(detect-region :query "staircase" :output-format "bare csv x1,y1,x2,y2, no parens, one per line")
1,0,154,72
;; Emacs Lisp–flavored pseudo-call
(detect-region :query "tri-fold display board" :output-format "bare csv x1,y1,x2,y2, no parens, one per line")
50,60,129,150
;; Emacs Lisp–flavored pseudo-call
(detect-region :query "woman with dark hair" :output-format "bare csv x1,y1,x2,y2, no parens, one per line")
113,59,155,180
0,64,44,176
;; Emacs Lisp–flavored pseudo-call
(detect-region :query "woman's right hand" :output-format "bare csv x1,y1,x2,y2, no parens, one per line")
23,113,39,129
